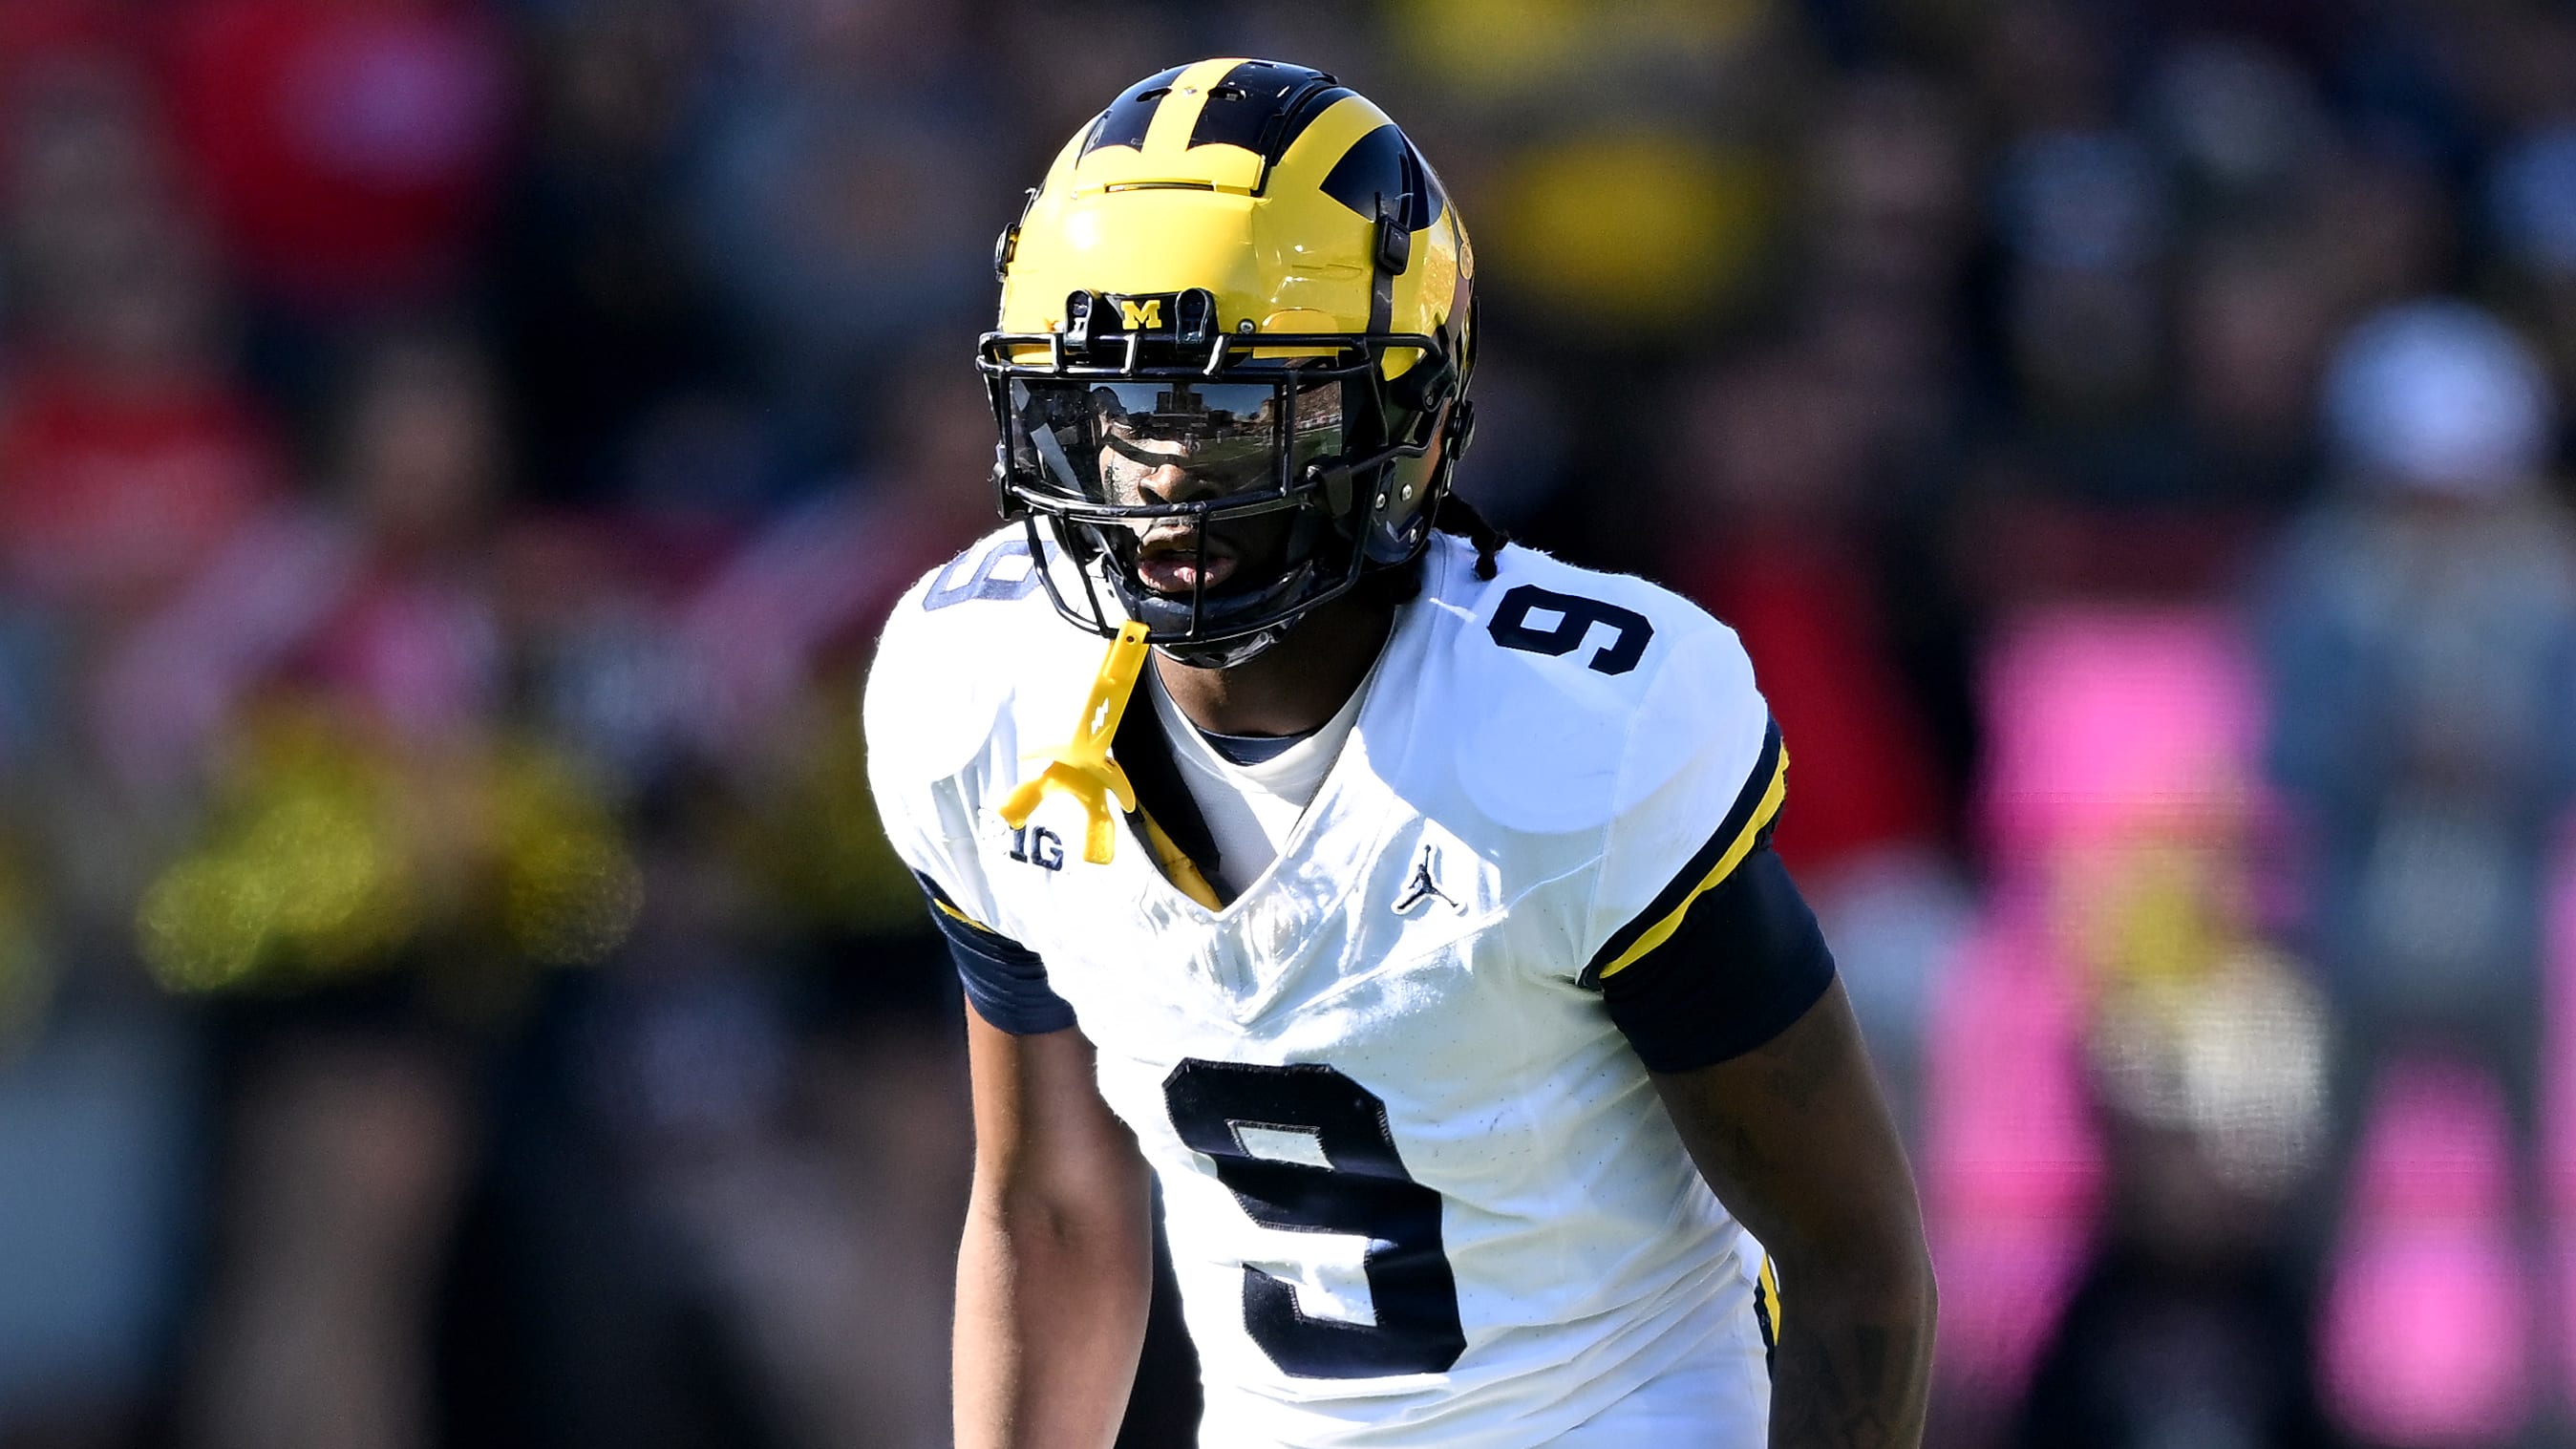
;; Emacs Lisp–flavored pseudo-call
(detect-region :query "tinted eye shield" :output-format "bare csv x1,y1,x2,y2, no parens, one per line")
975,330,1453,648
977,330,1446,506
998,375,1343,506
1096,425,1275,495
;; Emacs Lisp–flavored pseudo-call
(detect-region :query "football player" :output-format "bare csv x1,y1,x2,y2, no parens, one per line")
865,59,1935,1448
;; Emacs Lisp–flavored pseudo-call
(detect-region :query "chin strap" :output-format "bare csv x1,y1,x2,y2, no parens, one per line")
999,620,1150,864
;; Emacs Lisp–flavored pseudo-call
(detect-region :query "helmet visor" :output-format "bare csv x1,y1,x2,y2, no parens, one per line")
1006,377,1346,510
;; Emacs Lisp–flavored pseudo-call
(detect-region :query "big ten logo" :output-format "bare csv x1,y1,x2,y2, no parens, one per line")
1008,824,1065,871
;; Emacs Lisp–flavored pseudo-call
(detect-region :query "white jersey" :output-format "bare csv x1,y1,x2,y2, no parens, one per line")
865,528,1779,1448
1147,667,1363,888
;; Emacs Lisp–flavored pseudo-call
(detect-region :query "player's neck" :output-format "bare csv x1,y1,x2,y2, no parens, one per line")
1152,592,1394,738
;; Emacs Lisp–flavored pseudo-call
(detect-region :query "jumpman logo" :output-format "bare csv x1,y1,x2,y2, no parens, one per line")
1393,842,1460,915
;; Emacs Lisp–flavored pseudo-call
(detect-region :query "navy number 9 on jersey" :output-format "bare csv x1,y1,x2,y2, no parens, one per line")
1163,1060,1466,1379
1486,584,1654,675
923,536,1045,610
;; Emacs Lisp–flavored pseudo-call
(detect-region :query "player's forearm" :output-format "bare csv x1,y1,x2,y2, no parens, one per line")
1645,982,1937,1446
1764,1251,1935,1449
953,1192,1151,1449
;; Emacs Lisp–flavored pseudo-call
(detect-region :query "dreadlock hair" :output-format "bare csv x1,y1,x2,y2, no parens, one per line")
1435,490,1509,581
1356,489,1510,609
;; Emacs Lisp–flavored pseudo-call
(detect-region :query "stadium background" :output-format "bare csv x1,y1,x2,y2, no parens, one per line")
0,0,2572,1445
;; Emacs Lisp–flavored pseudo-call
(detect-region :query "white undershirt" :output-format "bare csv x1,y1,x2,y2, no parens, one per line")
1148,666,1368,894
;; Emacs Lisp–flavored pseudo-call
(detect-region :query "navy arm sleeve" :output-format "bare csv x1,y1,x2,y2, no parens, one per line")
913,872,1076,1035
1591,830,1838,1075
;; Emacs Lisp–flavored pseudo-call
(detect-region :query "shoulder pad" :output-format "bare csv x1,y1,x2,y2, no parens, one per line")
1437,547,1759,836
864,527,1062,787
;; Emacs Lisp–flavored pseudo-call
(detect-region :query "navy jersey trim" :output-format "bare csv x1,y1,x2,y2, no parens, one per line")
1199,725,1309,767
915,872,1075,1035
1582,717,1786,989
1598,842,1836,1073
1109,687,1230,897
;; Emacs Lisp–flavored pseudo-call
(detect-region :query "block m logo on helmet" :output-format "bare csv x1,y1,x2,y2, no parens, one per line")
1118,297,1164,330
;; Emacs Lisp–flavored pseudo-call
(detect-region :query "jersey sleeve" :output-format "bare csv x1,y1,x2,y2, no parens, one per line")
1579,624,1835,1072
913,868,1076,1035
862,572,1075,1035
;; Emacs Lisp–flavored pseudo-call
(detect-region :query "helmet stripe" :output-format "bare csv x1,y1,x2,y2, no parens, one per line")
1187,60,1352,161
1273,93,1390,191
1268,78,1363,167
1140,57,1251,160
1080,63,1189,160
1321,125,1442,231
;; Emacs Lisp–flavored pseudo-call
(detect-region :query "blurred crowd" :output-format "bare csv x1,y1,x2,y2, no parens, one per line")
2,1,2575,1447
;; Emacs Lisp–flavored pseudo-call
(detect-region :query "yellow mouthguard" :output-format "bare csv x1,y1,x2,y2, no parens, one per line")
999,620,1150,864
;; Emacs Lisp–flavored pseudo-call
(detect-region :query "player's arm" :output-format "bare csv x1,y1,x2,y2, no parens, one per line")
922,877,1153,1449
863,622,1151,1444
1588,712,1933,1447
956,1004,1154,1449
1650,974,1935,1449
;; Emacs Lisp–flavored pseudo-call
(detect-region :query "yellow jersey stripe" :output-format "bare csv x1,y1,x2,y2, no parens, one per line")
1141,811,1225,911
1594,743,1789,982
929,895,996,935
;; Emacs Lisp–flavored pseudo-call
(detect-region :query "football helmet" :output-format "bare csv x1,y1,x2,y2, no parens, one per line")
980,58,1477,668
